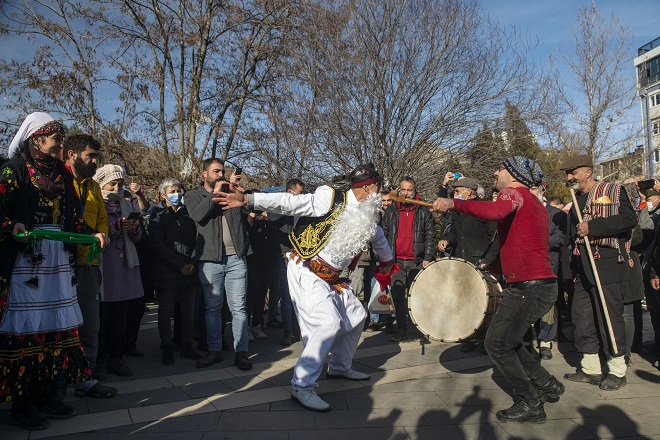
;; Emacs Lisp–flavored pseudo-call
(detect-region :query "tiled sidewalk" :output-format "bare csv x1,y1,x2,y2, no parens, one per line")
2,306,660,439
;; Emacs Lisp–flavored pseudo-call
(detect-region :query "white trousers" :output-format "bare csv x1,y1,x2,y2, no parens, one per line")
287,257,367,389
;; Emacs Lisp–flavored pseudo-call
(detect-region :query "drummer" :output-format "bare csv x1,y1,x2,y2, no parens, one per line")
432,156,562,424
437,176,500,353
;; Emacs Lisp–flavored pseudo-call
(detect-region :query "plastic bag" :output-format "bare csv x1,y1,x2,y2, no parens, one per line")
368,277,395,314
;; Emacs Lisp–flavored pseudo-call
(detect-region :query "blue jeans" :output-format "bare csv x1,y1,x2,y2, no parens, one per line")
484,282,557,403
199,256,248,352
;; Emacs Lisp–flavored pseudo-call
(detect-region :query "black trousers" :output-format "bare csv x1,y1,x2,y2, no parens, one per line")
572,278,627,356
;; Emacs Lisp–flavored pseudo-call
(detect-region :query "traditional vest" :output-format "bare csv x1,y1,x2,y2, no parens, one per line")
289,188,347,259
576,181,632,264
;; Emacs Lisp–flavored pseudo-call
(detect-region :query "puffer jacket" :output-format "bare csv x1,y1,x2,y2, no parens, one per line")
381,201,435,263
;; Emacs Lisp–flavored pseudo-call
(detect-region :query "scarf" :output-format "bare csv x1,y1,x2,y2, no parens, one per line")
23,144,66,199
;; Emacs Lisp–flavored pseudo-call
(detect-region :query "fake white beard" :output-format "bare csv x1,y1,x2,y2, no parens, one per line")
324,192,382,262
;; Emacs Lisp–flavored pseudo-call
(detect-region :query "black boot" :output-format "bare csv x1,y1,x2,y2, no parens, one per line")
535,375,565,402
496,400,546,423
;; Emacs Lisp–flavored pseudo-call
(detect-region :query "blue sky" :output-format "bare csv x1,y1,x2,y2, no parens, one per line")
483,0,659,63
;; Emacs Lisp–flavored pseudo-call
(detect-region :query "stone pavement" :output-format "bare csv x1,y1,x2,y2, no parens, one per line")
2,305,660,440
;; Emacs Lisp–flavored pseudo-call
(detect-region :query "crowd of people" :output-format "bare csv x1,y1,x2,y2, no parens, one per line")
1,112,660,430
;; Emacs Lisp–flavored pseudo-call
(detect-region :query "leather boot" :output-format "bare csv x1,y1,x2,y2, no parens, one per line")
496,400,546,423
196,351,223,368
535,375,565,402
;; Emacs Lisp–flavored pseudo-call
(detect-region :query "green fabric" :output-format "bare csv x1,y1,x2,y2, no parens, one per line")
16,230,104,265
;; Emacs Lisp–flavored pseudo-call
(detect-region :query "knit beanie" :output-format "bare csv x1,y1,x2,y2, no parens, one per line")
502,156,544,188
93,164,125,188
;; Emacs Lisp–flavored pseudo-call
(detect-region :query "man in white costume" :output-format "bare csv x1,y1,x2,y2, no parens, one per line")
218,163,394,412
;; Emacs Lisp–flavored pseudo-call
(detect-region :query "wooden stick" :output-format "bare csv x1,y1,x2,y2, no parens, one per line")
569,188,619,354
388,190,433,207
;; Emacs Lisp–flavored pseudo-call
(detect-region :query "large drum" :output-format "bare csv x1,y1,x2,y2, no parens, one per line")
408,258,502,342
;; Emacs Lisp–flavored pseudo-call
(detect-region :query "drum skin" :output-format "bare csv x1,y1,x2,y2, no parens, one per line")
408,258,501,342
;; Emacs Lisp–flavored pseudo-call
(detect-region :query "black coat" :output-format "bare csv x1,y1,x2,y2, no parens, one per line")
546,204,567,275
381,201,435,263
443,198,500,267
148,205,200,290
562,188,637,285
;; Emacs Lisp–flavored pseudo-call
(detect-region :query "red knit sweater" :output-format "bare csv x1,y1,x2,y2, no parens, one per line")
452,187,555,283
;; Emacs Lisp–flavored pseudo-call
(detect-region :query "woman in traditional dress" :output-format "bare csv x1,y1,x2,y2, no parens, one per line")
0,112,108,430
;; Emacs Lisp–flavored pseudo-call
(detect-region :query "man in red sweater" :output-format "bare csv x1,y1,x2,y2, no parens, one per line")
432,156,563,424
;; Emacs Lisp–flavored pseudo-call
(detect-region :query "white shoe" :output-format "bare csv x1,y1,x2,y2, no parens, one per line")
252,325,267,339
326,367,370,381
247,327,255,342
291,387,330,412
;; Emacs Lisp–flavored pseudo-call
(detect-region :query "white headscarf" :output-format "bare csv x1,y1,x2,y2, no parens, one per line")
8,112,56,159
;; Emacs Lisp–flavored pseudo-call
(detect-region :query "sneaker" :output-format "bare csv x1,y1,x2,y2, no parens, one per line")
234,351,253,370
247,327,255,342
37,400,77,419
496,400,546,424
563,370,603,385
599,374,627,391
10,406,51,430
252,325,267,339
390,328,407,342
162,345,175,365
107,358,133,377
327,367,370,380
539,347,553,360
196,351,223,368
365,321,379,332
291,387,331,412
281,330,293,346
535,375,565,402
180,342,203,360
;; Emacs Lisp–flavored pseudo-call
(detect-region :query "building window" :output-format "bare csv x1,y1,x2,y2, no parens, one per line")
654,120,660,136
652,94,660,107
656,149,660,163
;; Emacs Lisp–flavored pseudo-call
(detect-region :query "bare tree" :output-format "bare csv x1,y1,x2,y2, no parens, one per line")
94,0,292,178
253,0,542,195
548,4,637,161
0,0,109,132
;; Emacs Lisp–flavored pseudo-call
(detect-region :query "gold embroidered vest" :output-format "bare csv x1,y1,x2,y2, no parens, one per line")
289,188,347,259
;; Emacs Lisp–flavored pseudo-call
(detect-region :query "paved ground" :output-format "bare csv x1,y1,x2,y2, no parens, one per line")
2,305,660,440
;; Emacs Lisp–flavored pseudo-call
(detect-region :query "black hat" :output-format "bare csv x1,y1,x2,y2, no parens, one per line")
349,162,382,188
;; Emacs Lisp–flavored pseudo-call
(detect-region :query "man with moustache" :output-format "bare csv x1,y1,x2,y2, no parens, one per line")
380,176,436,342
560,155,637,391
432,156,562,424
184,158,252,370
63,134,117,398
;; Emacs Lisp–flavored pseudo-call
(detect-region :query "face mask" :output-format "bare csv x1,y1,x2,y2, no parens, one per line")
101,189,122,202
167,193,183,206
454,194,465,200
649,202,654,211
